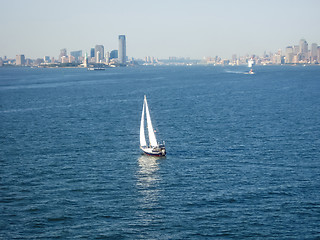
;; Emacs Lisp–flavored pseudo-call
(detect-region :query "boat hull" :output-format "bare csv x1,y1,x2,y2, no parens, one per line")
140,146,166,156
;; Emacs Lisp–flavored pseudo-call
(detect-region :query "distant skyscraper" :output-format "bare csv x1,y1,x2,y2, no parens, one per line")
299,39,308,53
96,51,100,63
293,45,299,55
118,35,126,64
61,56,68,63
70,50,82,62
311,43,318,61
44,56,50,63
16,54,25,65
59,48,67,62
285,46,294,63
95,45,104,62
110,50,118,59
298,39,308,61
106,51,110,64
231,54,237,63
90,48,95,58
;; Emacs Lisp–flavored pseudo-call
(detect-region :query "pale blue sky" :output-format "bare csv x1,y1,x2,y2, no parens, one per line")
1,0,319,59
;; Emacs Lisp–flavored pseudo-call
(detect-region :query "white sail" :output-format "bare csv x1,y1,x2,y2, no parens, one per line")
248,59,254,68
144,96,158,147
140,101,147,147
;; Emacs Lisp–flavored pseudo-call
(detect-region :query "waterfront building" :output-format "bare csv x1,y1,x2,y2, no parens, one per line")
106,51,110,64
34,58,44,65
96,51,100,63
16,54,26,65
118,35,126,64
70,50,82,62
110,50,118,60
285,46,294,63
69,55,76,63
293,45,299,54
311,43,318,62
59,48,67,62
299,39,308,61
299,39,308,53
44,56,50,63
61,56,68,63
25,59,32,66
231,54,237,64
90,48,95,58
95,45,104,62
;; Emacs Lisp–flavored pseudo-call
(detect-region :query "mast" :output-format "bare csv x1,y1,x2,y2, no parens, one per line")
140,100,147,147
144,96,158,147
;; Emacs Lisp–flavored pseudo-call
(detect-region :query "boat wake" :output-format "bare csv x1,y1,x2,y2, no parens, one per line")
224,70,246,74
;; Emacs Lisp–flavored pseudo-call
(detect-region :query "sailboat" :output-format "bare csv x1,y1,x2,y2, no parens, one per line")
140,95,166,156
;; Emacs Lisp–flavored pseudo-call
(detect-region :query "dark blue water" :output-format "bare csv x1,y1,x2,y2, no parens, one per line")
1,65,320,239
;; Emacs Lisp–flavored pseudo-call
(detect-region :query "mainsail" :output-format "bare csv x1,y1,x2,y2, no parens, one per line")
143,96,158,147
140,102,147,147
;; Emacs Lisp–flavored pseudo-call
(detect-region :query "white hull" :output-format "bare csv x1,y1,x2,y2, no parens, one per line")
140,146,166,156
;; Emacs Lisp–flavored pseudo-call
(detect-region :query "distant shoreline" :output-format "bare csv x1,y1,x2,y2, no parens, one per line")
0,63,319,68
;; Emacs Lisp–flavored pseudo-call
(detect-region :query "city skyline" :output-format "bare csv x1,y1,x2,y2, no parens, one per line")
1,0,320,59
7,37,320,65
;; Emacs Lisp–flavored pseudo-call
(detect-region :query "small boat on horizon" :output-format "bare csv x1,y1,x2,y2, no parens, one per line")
140,95,166,157
87,67,105,71
244,68,255,74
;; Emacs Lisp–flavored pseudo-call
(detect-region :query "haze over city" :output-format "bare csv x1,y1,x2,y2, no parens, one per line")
1,0,320,60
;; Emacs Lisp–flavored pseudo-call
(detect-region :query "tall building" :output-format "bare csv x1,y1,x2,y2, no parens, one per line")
59,48,67,62
299,39,308,53
68,55,76,63
293,45,299,54
106,51,110,64
311,43,318,61
110,50,118,59
95,45,104,62
285,46,294,63
44,56,50,63
299,39,308,61
96,51,100,63
231,54,237,64
118,35,126,64
90,48,95,58
61,56,68,63
16,54,26,65
70,50,82,62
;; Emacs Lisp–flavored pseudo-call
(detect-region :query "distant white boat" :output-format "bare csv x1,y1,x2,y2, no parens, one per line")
244,69,255,74
87,67,105,71
140,95,166,156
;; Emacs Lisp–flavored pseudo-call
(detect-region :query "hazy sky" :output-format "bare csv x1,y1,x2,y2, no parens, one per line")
1,0,320,59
